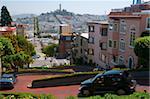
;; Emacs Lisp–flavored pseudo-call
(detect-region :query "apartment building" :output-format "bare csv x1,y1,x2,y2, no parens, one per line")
87,21,108,68
107,1,150,69
58,24,75,58
16,24,28,37
72,32,89,64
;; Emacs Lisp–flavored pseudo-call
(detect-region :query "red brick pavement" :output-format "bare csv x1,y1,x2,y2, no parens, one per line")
0,75,149,99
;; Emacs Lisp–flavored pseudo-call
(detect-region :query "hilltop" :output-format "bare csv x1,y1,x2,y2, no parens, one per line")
14,9,107,33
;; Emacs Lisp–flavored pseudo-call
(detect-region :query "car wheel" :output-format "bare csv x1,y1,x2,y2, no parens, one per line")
117,89,126,95
82,89,90,96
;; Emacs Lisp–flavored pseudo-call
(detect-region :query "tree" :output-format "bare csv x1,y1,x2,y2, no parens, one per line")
140,31,150,37
0,37,15,72
134,36,150,68
2,51,33,69
33,17,40,36
1,6,12,26
42,44,58,57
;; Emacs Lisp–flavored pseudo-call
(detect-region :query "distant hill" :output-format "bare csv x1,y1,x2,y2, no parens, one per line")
14,9,107,33
12,14,36,20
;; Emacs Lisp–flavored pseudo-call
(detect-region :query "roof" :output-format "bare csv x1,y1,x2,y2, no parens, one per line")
80,32,89,39
87,21,109,25
103,70,123,75
60,24,69,26
0,27,16,32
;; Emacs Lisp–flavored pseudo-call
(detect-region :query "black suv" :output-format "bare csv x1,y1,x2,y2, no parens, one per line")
79,70,136,96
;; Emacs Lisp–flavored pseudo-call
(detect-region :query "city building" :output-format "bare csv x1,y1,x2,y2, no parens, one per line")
87,21,108,67
16,24,28,37
107,1,150,69
72,32,89,64
58,24,75,58
0,27,16,36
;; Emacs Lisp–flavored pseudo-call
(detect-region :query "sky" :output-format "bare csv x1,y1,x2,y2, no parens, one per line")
0,0,149,15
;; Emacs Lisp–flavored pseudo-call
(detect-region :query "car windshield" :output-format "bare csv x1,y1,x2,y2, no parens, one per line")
92,73,103,82
2,77,13,81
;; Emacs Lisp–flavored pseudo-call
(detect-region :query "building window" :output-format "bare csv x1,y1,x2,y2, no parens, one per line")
109,23,113,31
88,49,94,55
114,23,118,32
119,55,124,65
100,54,106,62
80,49,82,54
65,36,71,40
80,39,83,46
89,26,95,32
146,18,150,29
101,28,107,36
100,42,107,50
130,26,136,47
119,39,125,51
112,55,118,63
120,19,126,34
108,40,112,47
89,37,94,44
113,41,117,48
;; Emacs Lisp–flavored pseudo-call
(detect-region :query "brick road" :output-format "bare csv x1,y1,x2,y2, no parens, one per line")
0,75,149,99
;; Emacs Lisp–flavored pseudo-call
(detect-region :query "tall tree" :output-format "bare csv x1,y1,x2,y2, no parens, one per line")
134,36,150,68
1,6,12,26
42,44,58,57
33,17,40,36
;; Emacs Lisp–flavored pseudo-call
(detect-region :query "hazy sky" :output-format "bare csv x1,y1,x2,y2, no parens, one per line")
0,0,148,15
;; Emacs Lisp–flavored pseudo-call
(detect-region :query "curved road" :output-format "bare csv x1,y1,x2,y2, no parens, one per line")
0,75,149,99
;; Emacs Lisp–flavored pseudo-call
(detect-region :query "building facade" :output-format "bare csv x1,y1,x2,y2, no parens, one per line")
58,24,74,58
87,21,108,68
107,2,150,69
72,33,89,64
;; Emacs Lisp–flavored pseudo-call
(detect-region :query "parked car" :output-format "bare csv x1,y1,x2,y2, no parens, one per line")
0,79,14,90
93,67,105,71
79,70,136,96
1,74,17,84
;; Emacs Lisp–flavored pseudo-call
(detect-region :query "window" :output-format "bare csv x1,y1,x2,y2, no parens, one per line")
130,26,136,47
89,37,94,44
119,39,125,51
80,39,83,46
100,42,107,50
120,19,126,33
88,49,94,55
100,54,106,62
101,28,107,36
146,18,150,29
89,26,95,32
113,41,117,48
80,49,82,54
114,24,118,32
112,56,118,63
65,36,71,40
108,40,112,47
109,24,113,30
118,56,124,65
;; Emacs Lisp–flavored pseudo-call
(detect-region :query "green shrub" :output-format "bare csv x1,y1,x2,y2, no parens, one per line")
33,71,102,82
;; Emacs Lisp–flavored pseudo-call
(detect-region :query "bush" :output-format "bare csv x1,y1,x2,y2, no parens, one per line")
0,92,56,99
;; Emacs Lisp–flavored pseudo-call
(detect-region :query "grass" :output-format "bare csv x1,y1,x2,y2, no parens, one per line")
0,92,149,99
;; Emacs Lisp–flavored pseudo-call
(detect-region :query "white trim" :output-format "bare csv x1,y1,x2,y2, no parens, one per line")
119,38,125,52
118,55,125,65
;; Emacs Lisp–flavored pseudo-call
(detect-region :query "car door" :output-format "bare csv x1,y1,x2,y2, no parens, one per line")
93,76,107,94
104,74,122,92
